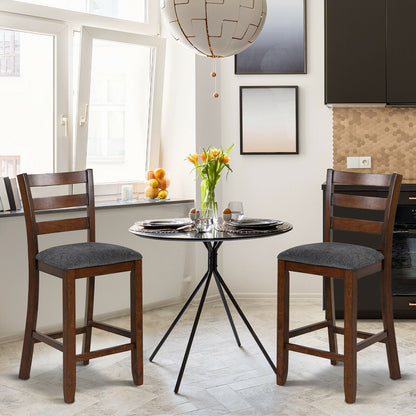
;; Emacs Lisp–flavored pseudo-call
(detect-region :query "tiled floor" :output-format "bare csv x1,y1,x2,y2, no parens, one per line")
1,298,416,415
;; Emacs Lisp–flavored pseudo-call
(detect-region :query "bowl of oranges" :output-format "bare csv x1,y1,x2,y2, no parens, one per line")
144,168,170,200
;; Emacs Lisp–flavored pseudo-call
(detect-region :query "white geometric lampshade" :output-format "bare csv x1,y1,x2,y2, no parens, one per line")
160,0,267,58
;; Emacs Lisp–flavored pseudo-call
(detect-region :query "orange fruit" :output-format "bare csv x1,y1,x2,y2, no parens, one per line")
144,186,159,199
154,168,165,179
157,177,167,190
148,179,159,188
146,170,155,180
158,190,168,199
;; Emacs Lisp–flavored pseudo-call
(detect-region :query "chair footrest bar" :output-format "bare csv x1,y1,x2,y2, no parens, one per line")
334,326,388,343
90,321,131,338
289,320,329,338
33,327,87,343
357,331,387,352
287,342,344,362
76,343,133,362
33,331,64,351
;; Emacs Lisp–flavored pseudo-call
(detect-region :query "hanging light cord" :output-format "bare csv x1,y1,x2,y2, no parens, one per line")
212,59,219,98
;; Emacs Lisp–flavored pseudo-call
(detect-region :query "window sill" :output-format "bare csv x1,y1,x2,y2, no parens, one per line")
0,198,194,218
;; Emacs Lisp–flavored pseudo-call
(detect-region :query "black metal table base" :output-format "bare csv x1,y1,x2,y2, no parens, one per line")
149,241,277,393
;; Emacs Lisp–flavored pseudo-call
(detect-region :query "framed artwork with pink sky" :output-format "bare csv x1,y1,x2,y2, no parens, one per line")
239,86,298,155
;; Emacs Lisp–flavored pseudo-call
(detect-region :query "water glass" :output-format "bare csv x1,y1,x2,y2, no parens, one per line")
196,208,213,232
228,201,244,221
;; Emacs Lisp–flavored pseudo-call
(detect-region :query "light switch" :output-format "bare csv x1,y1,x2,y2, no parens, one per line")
347,157,360,168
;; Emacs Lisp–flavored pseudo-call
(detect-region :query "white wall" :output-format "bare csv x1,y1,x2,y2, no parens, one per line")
158,0,333,299
217,0,333,298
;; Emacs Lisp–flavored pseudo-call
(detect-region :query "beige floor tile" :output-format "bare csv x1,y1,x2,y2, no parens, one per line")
0,298,415,415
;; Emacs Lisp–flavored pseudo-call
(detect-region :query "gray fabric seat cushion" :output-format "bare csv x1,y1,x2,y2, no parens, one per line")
278,242,383,270
36,242,142,270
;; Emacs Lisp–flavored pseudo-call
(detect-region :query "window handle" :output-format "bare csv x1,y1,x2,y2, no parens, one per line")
79,104,89,126
60,114,68,137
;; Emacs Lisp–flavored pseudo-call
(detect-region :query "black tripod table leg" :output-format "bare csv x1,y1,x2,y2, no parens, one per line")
174,271,212,393
149,270,210,362
214,270,277,373
213,273,241,347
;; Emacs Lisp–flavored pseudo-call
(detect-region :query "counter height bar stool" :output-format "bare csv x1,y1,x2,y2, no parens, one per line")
276,169,402,403
18,169,143,403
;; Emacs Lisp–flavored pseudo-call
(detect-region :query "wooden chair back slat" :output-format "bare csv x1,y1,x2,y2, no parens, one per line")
333,170,392,187
37,218,89,235
33,194,88,211
331,217,384,235
324,169,402,262
27,171,88,187
18,169,96,261
332,194,387,211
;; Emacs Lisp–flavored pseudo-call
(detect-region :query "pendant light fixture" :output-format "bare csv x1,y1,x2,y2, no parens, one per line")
161,0,267,97
161,0,267,58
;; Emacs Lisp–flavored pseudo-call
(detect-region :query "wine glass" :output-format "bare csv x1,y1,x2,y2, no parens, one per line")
228,201,244,221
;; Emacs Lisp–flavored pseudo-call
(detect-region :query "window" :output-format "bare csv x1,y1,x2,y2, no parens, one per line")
75,27,165,184
0,15,69,174
0,1,164,193
0,30,20,76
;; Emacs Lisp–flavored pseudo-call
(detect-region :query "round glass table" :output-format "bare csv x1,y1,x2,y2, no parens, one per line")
129,220,293,393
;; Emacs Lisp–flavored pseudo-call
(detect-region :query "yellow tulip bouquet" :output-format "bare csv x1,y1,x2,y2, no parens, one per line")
187,145,233,217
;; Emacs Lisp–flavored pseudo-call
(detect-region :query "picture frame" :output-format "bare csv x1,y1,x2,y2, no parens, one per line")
235,0,306,74
240,86,299,155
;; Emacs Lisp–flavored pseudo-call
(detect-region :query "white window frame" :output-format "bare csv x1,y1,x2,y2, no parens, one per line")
0,0,160,35
0,11,71,173
0,0,165,197
75,26,166,185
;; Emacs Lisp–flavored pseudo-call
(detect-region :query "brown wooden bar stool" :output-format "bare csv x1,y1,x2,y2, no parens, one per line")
276,169,402,403
18,169,143,403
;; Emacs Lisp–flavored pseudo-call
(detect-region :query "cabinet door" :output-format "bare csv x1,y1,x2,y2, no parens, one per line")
387,0,416,104
325,0,386,104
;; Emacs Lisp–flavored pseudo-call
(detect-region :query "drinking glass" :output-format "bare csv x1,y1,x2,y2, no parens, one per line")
228,201,244,221
196,208,214,232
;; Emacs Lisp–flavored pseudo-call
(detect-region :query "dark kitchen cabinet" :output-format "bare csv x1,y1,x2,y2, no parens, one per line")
386,0,416,104
326,0,416,105
325,0,386,104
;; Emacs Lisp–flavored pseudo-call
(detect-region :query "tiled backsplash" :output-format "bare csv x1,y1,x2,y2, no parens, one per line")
333,107,416,180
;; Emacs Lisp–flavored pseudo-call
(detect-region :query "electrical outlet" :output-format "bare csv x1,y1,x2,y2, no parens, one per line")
359,156,371,168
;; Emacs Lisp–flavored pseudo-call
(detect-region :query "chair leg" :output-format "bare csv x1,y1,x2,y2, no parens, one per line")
19,268,40,380
324,276,338,365
276,260,290,386
343,272,357,404
81,276,95,366
130,260,143,386
63,271,76,404
380,269,401,380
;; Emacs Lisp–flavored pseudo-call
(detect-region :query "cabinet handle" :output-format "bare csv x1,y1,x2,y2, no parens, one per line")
409,197,416,200
409,302,416,306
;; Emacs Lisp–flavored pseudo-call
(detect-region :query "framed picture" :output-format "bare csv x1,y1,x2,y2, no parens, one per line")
235,0,306,74
240,86,298,155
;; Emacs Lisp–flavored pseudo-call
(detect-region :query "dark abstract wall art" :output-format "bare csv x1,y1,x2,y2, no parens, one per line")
235,0,306,74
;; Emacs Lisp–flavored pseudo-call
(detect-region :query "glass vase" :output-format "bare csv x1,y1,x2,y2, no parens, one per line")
201,183,218,220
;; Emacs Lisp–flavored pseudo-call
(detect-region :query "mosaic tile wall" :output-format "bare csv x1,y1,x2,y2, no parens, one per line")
333,107,416,180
